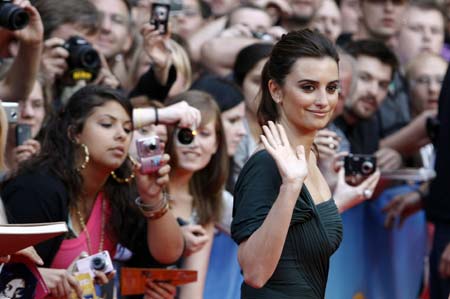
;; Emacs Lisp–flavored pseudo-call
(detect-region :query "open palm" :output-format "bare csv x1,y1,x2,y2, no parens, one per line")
261,121,308,185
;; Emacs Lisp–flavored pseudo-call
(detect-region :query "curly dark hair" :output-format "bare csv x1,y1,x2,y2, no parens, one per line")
13,85,140,245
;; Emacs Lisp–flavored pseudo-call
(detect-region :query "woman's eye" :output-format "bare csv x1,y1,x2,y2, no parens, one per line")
327,85,339,93
100,123,112,128
124,127,132,134
301,85,315,92
200,131,211,137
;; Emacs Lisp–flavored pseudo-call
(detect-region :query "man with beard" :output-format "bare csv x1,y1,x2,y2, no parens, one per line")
333,39,402,170
281,0,324,30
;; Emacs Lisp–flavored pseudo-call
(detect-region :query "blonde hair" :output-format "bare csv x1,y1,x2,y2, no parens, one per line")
405,52,447,82
168,39,192,93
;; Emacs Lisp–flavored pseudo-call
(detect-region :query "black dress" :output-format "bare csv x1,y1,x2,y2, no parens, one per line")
231,150,343,299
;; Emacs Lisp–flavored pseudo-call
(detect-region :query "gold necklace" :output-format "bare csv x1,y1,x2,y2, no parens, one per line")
76,198,106,255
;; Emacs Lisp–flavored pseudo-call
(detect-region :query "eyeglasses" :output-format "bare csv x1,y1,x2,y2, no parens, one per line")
410,75,444,86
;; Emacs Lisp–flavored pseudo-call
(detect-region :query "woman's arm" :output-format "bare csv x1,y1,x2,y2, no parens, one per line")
146,208,185,264
237,122,308,288
179,222,214,299
238,183,301,288
135,155,184,264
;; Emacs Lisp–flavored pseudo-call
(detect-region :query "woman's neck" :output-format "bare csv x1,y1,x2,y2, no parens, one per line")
279,116,316,160
79,164,110,206
169,168,193,195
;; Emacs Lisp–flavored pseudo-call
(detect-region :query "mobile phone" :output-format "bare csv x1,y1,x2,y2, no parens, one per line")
15,123,32,146
1,102,19,124
150,2,170,35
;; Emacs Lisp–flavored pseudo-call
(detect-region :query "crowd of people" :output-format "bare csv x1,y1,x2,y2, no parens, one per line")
0,0,449,298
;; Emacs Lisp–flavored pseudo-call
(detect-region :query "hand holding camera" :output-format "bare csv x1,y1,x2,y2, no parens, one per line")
75,250,114,279
7,0,44,47
133,101,201,129
135,153,171,204
140,22,172,85
344,153,377,186
334,165,380,211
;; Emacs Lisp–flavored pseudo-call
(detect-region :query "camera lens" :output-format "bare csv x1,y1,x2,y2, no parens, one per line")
177,128,195,145
361,161,374,175
80,48,101,69
0,3,29,30
90,256,106,271
146,141,157,151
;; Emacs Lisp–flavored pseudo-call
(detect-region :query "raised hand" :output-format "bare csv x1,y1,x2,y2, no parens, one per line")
158,101,201,129
135,153,171,204
40,37,69,86
260,121,308,185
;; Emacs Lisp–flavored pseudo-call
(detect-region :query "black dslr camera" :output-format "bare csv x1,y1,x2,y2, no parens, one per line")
0,0,29,30
62,36,101,83
344,154,377,177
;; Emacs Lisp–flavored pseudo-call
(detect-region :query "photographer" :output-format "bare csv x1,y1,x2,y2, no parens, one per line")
0,0,43,102
1,86,199,298
35,0,120,107
4,80,47,171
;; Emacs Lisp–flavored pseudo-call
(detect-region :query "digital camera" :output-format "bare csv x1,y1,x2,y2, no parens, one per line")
1,101,18,123
151,2,170,34
344,154,377,177
175,127,196,146
136,136,164,174
62,36,101,83
75,251,114,278
0,0,29,30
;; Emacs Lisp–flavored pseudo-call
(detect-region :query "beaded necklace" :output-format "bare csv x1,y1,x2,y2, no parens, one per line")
76,198,106,255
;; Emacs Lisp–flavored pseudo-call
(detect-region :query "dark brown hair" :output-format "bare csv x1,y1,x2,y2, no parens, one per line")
165,91,228,225
257,29,339,126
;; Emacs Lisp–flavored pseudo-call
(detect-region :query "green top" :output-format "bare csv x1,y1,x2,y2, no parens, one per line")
231,150,343,299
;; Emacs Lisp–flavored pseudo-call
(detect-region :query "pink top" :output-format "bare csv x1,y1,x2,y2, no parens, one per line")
51,193,116,269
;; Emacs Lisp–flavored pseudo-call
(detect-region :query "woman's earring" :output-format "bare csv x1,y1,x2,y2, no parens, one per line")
76,144,90,172
110,155,138,184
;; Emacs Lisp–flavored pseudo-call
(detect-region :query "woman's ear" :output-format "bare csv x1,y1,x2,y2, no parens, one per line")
67,125,80,144
268,79,282,104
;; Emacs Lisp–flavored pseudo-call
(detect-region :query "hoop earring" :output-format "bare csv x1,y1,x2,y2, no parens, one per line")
76,144,90,172
110,155,138,184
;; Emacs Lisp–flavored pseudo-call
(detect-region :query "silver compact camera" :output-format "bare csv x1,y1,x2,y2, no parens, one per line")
136,136,163,174
75,250,114,278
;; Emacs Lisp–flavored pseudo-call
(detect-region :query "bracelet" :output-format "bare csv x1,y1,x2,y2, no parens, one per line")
145,201,170,220
154,107,159,126
135,192,169,212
